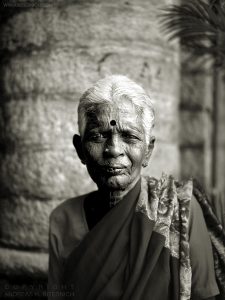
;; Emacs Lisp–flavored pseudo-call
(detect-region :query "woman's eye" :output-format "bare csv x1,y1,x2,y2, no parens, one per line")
89,133,106,141
122,133,139,141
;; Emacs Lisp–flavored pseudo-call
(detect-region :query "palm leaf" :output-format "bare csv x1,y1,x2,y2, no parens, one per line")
159,0,225,68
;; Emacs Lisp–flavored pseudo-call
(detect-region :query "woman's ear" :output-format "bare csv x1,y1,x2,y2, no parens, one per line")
73,134,86,165
142,136,155,168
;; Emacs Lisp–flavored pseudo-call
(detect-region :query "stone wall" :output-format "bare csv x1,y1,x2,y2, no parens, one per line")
0,0,180,298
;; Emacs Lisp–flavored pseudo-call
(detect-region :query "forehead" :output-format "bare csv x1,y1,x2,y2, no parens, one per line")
85,99,143,129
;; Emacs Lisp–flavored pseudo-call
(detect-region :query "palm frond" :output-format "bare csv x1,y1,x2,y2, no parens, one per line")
159,0,225,68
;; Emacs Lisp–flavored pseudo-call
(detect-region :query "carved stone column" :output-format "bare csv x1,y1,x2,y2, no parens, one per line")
0,0,180,294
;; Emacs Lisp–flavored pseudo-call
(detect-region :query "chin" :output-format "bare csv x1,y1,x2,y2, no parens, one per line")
103,174,131,190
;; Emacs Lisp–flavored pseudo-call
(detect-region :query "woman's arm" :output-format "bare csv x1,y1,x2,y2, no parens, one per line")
189,195,219,299
48,215,64,300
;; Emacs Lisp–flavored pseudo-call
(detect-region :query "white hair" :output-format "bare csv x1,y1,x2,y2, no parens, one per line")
78,75,155,143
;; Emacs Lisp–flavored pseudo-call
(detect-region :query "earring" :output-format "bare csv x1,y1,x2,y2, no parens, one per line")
142,161,148,168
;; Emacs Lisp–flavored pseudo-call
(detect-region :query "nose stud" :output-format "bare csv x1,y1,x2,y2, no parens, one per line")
110,120,116,126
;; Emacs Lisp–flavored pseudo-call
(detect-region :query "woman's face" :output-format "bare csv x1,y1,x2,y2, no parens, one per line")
76,99,154,191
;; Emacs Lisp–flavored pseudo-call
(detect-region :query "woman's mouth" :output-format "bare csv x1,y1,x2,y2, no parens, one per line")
102,166,126,175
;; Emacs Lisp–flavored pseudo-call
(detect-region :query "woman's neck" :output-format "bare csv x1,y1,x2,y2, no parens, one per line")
84,177,141,230
98,176,141,207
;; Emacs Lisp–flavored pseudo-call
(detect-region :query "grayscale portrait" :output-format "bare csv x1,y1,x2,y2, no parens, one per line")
0,1,224,300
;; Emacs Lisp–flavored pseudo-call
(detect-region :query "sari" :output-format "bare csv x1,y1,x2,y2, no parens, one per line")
193,180,225,300
62,175,192,300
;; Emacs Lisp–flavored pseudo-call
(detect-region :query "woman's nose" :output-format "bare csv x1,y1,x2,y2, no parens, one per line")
104,135,124,158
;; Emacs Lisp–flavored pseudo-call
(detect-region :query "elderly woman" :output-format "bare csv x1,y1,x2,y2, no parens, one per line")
48,75,220,300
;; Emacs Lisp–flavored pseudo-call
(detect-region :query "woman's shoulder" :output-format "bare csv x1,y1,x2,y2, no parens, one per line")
50,194,86,220
142,173,193,196
49,192,95,233
49,192,97,258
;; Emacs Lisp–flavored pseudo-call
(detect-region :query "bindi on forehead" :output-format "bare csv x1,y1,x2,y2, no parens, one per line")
110,120,116,126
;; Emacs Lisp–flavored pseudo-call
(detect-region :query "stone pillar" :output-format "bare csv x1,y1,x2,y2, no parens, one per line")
212,71,225,192
0,0,180,296
179,53,213,187
180,55,225,230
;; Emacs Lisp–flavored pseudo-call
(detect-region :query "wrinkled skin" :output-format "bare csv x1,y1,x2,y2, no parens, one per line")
74,98,155,196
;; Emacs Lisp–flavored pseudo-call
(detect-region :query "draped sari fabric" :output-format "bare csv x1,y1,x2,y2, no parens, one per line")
63,175,193,300
193,180,225,299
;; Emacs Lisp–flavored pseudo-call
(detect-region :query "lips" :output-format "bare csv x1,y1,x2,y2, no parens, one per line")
102,165,126,175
